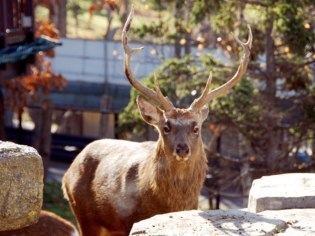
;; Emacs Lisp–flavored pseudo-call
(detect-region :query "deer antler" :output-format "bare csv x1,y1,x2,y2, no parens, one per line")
122,7,174,111
190,25,253,111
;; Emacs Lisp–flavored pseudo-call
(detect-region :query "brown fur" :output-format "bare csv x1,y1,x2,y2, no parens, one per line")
62,98,208,235
0,210,77,236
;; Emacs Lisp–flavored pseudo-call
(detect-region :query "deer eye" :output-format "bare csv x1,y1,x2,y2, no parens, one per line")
193,126,199,135
163,123,171,134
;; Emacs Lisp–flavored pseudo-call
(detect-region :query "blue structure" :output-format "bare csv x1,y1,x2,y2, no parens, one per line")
0,36,61,64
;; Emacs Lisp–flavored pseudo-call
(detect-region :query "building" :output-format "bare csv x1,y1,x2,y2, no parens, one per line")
0,0,35,80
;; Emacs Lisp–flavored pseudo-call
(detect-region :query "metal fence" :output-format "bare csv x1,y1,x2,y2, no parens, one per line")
50,38,175,85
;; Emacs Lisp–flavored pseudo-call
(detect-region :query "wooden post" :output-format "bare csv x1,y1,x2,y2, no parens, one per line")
33,98,53,179
0,90,5,140
99,95,115,138
239,133,252,206
57,0,67,37
312,131,315,160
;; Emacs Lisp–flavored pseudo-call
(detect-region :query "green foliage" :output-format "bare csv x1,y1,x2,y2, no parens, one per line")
302,86,315,123
119,54,239,135
191,0,221,24
211,77,258,124
275,1,314,56
118,84,146,136
284,66,312,91
211,1,238,33
244,26,265,61
43,180,76,224
210,77,269,156
303,97,315,122
133,20,170,40
119,0,315,171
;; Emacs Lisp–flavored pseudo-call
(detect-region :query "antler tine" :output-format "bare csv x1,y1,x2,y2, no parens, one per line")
122,8,144,56
122,7,174,111
153,73,174,110
190,25,253,111
189,72,213,111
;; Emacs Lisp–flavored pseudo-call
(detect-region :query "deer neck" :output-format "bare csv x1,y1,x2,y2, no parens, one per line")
140,138,207,195
137,139,207,210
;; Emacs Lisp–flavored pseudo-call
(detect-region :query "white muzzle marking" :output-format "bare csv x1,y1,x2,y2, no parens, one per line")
175,155,189,162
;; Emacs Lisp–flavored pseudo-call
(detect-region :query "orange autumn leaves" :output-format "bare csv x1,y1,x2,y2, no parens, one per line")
5,20,66,111
88,0,118,14
35,20,60,39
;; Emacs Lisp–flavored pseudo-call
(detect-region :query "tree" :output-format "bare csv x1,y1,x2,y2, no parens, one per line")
4,17,66,178
5,20,66,123
208,0,315,172
88,0,129,39
35,0,68,36
119,0,315,175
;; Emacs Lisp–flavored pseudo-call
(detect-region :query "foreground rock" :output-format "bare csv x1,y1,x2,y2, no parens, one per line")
131,173,315,235
130,208,315,235
260,209,315,236
248,173,315,213
130,209,287,236
0,210,78,236
0,141,44,231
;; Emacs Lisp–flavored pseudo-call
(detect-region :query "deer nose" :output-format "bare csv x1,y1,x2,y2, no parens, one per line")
176,143,189,156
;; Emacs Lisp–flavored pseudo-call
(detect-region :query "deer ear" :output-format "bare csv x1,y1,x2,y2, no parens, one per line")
137,96,162,125
200,105,209,122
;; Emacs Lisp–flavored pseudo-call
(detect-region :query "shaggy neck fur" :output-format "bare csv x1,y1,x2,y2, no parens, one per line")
140,138,208,211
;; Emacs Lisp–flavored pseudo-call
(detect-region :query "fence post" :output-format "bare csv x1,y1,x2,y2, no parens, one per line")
0,90,5,139
239,133,252,206
99,95,115,138
33,98,52,178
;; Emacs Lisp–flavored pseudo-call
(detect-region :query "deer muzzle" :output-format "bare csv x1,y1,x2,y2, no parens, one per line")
174,143,190,161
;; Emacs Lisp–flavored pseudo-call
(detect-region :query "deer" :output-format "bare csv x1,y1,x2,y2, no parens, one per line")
62,7,252,236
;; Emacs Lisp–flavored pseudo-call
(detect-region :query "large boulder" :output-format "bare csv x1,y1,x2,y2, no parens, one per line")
0,141,44,231
248,173,315,213
130,173,315,235
130,208,315,235
130,209,287,235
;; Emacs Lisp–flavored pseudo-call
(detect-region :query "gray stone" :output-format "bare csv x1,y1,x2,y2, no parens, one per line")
248,173,315,213
0,141,44,231
130,209,287,236
260,209,315,236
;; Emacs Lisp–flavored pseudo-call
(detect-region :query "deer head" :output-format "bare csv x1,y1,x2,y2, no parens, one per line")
122,8,252,162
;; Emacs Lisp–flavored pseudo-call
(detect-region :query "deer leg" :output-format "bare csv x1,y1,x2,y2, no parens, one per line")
209,193,214,210
215,192,220,209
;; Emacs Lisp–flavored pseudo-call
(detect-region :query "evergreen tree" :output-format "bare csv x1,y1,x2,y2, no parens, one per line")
120,0,315,173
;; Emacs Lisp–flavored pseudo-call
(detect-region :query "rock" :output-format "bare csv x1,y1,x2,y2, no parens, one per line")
0,210,78,236
130,209,287,236
0,141,44,231
260,209,315,236
130,173,315,235
248,173,315,213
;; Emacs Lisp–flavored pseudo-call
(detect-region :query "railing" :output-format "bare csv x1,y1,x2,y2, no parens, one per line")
5,127,96,163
